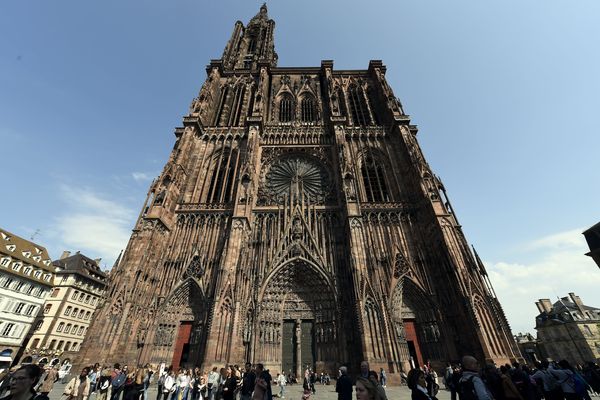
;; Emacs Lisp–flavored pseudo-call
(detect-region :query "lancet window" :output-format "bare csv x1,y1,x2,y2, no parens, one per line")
278,94,294,122
348,84,370,126
206,148,238,204
300,96,317,122
360,155,390,202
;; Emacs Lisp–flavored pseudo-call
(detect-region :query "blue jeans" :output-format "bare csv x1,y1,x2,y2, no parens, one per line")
172,387,189,400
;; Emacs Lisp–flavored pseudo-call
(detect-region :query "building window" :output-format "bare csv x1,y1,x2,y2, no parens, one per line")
84,311,91,320
14,281,24,292
84,295,90,304
25,305,35,316
1,323,15,337
61,276,68,284
206,148,238,204
30,338,40,349
90,297,96,306
64,324,72,334
14,303,25,314
23,267,32,275
78,293,85,302
73,325,78,334
300,96,316,122
49,340,56,350
43,304,52,314
57,322,65,332
348,84,370,126
278,95,294,122
73,308,79,317
64,306,72,316
72,291,79,300
71,342,78,351
57,340,64,350
2,278,13,289
51,289,60,297
78,310,85,319
34,320,43,331
584,325,593,336
78,326,84,335
25,285,34,295
33,271,42,279
0,258,9,267
361,155,390,202
12,262,21,271
64,342,71,352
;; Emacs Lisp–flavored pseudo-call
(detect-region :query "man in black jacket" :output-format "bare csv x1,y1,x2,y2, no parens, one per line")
335,367,352,400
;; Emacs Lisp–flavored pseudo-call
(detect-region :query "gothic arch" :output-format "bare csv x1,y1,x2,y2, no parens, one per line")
473,294,505,358
202,147,240,203
277,92,295,122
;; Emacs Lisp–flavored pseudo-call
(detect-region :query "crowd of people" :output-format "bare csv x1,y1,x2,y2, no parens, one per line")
407,356,600,400
0,356,599,400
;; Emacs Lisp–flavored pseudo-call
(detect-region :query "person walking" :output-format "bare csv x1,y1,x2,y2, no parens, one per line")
335,367,352,400
276,373,286,398
64,368,92,400
251,365,267,400
239,363,255,400
207,368,219,400
379,369,387,388
221,367,237,400
38,366,58,397
459,356,493,400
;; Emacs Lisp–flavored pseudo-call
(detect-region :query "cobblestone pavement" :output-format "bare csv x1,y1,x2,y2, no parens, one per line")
48,382,452,400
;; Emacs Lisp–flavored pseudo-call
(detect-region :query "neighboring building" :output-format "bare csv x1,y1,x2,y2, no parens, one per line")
583,222,600,269
78,5,521,378
0,228,55,368
20,251,108,366
535,293,600,364
514,332,540,364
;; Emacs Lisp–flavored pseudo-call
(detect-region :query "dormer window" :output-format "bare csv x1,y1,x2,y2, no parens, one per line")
6,244,16,252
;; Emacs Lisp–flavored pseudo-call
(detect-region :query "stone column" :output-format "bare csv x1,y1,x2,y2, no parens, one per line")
296,319,302,378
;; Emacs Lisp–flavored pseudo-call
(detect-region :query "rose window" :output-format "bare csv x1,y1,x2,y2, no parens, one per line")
264,156,329,204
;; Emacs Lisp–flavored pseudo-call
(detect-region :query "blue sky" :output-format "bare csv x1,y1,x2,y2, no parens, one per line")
1,0,599,334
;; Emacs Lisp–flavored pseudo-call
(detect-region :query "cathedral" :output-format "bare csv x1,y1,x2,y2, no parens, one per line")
78,5,521,378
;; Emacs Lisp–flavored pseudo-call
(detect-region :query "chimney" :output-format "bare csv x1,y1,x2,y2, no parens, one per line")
94,258,102,267
569,292,586,315
60,251,71,260
538,299,553,313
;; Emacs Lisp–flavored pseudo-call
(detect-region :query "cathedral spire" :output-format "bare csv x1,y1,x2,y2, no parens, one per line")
221,4,277,70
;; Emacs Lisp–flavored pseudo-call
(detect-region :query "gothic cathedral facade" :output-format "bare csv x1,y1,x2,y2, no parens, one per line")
79,5,521,377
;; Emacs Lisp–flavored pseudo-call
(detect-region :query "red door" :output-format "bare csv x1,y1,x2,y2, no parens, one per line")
171,322,192,370
403,320,424,367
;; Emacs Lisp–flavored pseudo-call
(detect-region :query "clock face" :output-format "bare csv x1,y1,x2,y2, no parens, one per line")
264,156,329,204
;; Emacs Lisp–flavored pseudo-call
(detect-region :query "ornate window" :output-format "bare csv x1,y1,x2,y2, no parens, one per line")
262,156,330,204
64,306,72,316
361,155,390,202
57,322,65,332
206,148,238,204
300,96,316,122
348,84,370,126
43,304,52,314
278,94,294,122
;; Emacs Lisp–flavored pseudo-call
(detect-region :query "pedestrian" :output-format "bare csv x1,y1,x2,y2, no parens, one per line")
251,365,267,400
221,366,237,400
368,370,387,400
360,362,370,379
407,369,437,400
156,367,169,400
96,368,112,400
276,373,286,398
355,377,382,400
335,366,352,400
174,368,190,400
64,367,92,400
239,363,255,400
0,364,47,400
111,365,127,400
379,369,387,388
459,356,493,400
38,366,58,397
500,365,524,400
207,368,219,400
89,364,101,394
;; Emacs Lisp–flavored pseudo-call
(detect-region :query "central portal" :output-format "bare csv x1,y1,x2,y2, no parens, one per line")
282,320,315,377
257,259,337,376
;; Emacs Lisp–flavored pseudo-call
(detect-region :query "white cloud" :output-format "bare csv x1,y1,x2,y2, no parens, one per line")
486,228,600,335
132,172,154,182
51,185,136,268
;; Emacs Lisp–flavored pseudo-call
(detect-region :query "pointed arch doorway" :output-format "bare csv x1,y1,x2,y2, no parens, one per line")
257,258,338,377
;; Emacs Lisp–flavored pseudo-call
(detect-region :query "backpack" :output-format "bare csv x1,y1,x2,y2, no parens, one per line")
112,373,126,388
459,376,478,400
